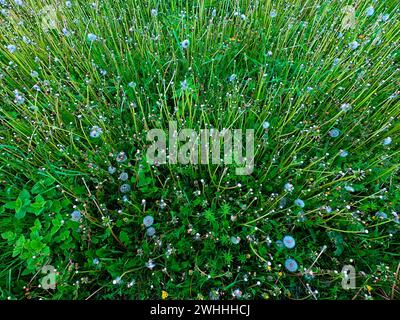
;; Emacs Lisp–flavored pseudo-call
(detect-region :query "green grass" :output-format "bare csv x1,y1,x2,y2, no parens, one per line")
0,0,399,300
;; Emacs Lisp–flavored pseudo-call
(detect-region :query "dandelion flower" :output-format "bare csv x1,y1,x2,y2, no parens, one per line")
230,236,240,244
232,289,242,298
146,227,156,237
116,151,127,162
181,39,190,49
14,90,25,105
146,259,156,270
228,74,237,82
284,182,294,192
375,212,387,219
365,6,374,17
143,215,154,227
262,121,270,129
381,14,389,22
119,184,131,193
285,258,298,272
329,128,340,138
382,137,392,146
89,125,103,138
339,150,348,157
71,210,81,222
294,198,305,208
333,58,340,66
6,44,16,53
180,79,188,91
119,172,129,181
283,235,296,249
87,33,97,42
349,41,359,50
340,103,351,112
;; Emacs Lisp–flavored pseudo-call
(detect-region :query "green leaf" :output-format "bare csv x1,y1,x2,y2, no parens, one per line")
15,190,31,219
28,195,46,216
12,235,25,257
119,231,131,245
4,202,16,209
1,231,15,241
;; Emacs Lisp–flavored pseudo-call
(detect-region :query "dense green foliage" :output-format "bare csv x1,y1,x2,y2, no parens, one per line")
0,0,399,300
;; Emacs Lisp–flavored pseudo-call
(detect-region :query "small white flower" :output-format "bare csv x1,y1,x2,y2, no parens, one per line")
65,1,72,8
262,121,270,129
151,8,158,17
270,10,277,18
14,0,23,6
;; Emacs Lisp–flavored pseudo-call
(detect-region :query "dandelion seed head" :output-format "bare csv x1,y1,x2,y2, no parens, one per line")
71,210,81,222
119,172,129,181
283,235,296,249
87,33,97,42
181,39,190,49
89,125,103,138
146,227,156,237
294,198,305,208
382,137,392,146
143,215,154,227
365,6,374,17
285,258,298,272
119,183,131,193
329,128,340,138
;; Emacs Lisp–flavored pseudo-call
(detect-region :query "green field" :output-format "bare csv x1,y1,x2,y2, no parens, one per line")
0,0,399,300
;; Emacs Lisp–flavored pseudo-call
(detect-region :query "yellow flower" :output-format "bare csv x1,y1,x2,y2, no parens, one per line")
278,272,283,277
162,290,168,299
